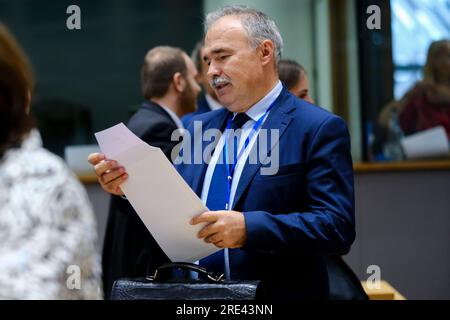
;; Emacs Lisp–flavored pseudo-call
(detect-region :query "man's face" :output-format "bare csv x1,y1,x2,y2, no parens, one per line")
203,16,266,113
290,75,314,103
180,54,201,114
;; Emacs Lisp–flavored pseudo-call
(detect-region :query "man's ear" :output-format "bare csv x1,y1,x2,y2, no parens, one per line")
258,39,275,67
173,72,186,93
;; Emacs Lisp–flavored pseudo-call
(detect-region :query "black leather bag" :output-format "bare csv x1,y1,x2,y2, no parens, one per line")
110,262,260,300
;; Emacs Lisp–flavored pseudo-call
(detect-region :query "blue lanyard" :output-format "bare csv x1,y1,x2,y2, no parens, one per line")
223,101,275,210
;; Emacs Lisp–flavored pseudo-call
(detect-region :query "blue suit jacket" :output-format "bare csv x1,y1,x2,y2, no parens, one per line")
176,87,355,299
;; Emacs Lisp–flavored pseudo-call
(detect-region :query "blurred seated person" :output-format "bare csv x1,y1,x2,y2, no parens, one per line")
278,59,314,103
0,23,101,299
181,41,223,128
379,39,450,140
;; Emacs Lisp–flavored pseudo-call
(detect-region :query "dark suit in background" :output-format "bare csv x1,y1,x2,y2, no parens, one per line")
102,101,178,298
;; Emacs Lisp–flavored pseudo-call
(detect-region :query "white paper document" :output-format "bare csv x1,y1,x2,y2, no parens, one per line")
95,123,217,262
401,126,450,159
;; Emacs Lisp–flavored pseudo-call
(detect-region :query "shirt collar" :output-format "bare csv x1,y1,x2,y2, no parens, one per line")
234,80,283,121
159,105,184,129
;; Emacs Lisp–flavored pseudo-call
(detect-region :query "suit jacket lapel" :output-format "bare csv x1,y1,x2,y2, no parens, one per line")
232,88,295,209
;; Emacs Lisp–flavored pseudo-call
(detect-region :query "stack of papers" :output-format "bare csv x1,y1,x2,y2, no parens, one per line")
401,126,450,159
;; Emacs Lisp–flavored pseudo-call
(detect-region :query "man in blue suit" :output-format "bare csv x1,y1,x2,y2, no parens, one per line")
89,5,355,299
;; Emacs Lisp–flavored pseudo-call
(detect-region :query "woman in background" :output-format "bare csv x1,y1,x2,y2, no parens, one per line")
0,23,102,299
379,39,450,140
397,39,450,139
278,59,314,103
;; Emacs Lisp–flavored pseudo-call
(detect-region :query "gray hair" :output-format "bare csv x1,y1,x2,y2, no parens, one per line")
204,5,284,64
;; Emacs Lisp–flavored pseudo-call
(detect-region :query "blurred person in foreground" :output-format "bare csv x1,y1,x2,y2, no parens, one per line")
278,59,314,103
0,23,102,299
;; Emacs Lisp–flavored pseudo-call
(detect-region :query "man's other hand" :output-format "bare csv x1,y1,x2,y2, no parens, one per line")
190,211,247,248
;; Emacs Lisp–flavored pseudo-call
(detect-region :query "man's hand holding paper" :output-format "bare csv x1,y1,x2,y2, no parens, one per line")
88,153,127,196
89,123,247,262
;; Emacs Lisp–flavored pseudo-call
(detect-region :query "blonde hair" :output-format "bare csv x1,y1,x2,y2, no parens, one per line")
423,39,450,84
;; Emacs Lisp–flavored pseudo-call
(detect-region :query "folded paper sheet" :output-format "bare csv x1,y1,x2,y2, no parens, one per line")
95,123,217,262
401,126,450,159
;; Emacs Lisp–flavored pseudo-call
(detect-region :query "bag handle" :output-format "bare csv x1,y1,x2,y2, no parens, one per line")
146,262,224,283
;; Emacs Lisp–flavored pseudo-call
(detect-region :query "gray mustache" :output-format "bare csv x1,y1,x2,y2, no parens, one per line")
210,77,231,88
